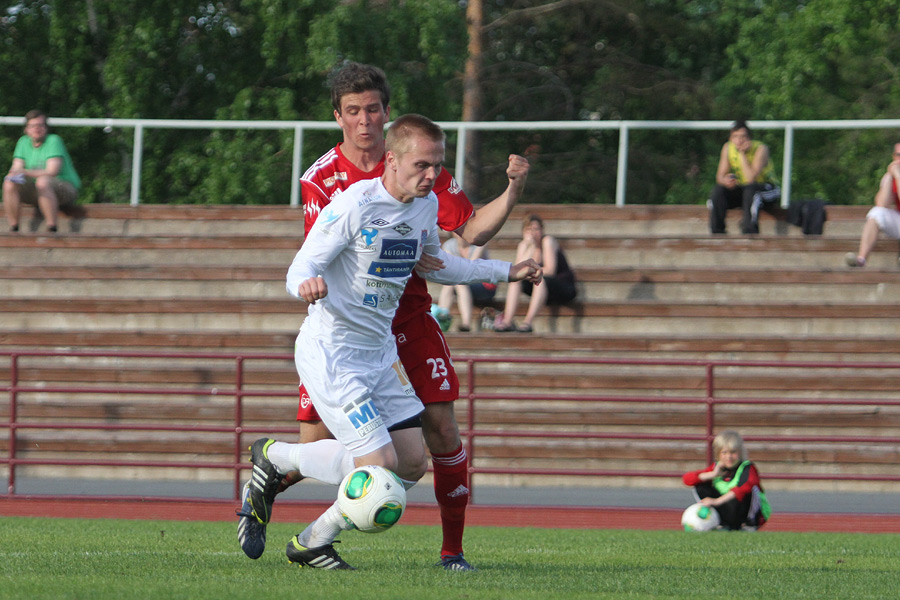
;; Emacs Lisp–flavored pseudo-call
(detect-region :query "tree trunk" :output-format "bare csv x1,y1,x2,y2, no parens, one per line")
462,0,484,201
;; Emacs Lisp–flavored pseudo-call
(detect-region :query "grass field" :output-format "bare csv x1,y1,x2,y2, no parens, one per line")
1,516,898,600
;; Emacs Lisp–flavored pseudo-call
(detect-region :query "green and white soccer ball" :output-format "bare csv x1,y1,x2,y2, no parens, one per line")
681,502,721,531
430,304,452,332
337,465,407,533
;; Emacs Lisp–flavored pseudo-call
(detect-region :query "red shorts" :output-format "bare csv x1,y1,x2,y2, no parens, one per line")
296,311,460,422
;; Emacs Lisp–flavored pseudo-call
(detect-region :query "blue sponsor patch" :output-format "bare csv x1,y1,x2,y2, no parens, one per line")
368,261,416,278
320,208,339,224
363,293,378,307
360,227,378,245
379,238,418,260
343,395,384,437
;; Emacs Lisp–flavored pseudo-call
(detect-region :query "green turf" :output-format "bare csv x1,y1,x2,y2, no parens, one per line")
1,517,898,600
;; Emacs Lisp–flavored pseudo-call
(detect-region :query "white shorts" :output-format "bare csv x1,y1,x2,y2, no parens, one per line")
867,206,900,239
293,328,423,458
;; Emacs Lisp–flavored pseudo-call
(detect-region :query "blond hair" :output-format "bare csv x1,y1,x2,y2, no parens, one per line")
712,430,747,461
385,113,445,156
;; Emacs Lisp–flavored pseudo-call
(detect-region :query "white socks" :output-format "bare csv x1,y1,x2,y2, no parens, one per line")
297,501,354,548
266,439,355,485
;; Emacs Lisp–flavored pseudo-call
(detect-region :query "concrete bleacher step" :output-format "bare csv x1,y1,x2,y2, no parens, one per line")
6,263,900,303
2,202,869,237
2,297,899,337
4,329,900,363
3,230,894,271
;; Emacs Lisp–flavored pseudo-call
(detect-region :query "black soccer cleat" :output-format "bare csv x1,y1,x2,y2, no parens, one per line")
247,438,284,525
286,537,356,570
436,553,476,571
236,481,267,559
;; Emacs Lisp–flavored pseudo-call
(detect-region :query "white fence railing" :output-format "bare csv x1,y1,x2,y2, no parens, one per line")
4,117,900,207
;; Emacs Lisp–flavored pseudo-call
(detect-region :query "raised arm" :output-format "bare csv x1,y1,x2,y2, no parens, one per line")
455,154,530,246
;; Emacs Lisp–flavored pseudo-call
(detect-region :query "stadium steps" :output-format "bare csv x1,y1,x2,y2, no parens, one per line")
1,201,896,344
5,329,900,363
3,385,898,482
3,202,900,490
12,201,867,236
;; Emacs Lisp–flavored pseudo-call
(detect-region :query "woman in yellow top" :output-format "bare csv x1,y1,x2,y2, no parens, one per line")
708,120,780,234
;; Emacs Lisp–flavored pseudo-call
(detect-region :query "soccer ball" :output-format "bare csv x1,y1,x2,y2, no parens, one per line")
681,502,721,532
430,304,452,332
337,465,407,534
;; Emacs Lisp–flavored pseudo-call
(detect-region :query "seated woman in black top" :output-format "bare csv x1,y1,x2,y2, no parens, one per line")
495,214,576,333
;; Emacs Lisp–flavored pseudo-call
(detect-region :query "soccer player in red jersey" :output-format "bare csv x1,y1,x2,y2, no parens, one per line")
237,63,529,570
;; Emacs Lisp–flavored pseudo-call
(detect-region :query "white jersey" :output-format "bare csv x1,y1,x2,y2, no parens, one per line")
286,177,509,349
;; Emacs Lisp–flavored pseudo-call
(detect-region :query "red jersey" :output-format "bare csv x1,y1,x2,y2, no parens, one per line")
682,462,762,503
300,142,474,325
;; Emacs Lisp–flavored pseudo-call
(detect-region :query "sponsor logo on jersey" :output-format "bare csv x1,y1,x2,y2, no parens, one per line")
360,227,378,245
363,293,378,308
368,261,416,278
366,279,403,289
439,379,451,391
343,395,383,437
396,333,407,345
379,239,418,260
300,391,312,409
448,176,462,195
358,192,376,207
371,218,390,226
420,229,428,247
323,172,348,188
392,222,413,236
320,208,339,224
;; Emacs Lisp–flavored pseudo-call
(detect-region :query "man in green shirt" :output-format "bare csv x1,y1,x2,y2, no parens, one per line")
3,109,81,233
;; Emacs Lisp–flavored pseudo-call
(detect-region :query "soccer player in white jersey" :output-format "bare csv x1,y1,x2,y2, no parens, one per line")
245,114,542,570
237,62,530,570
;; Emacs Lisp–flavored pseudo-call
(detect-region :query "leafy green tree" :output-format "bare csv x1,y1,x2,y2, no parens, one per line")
718,0,900,204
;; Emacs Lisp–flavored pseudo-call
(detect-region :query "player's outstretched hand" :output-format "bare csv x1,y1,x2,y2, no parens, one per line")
507,154,530,186
509,259,542,284
298,275,328,304
415,253,446,275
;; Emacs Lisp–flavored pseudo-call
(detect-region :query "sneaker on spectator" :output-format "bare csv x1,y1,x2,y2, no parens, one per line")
844,252,865,267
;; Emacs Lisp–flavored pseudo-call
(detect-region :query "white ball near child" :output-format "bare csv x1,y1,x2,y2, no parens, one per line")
681,502,721,532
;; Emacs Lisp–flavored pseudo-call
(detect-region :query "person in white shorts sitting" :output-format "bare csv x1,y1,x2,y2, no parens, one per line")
846,143,900,267
242,114,543,570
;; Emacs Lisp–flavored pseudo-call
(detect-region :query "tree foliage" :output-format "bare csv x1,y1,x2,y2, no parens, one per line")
0,0,897,205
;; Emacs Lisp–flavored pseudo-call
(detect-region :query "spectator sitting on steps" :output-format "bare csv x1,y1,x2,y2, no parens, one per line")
708,120,781,235
845,143,900,268
495,214,576,333
3,109,81,233
437,232,497,332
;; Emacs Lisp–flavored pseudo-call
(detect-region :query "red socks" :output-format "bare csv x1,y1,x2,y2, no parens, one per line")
431,445,469,557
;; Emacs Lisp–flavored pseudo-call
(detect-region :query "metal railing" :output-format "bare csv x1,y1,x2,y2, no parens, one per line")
5,116,900,208
3,349,900,503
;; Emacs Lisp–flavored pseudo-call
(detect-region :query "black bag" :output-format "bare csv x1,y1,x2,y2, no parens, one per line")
786,198,827,235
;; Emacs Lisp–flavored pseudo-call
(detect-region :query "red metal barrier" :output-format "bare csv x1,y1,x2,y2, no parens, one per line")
3,349,900,503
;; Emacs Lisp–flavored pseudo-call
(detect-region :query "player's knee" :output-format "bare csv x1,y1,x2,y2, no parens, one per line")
423,422,460,454
396,454,428,482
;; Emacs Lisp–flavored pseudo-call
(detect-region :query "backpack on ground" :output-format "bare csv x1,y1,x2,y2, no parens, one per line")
786,198,827,235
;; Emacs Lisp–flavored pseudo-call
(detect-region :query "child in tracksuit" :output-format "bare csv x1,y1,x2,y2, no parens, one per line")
682,430,771,530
